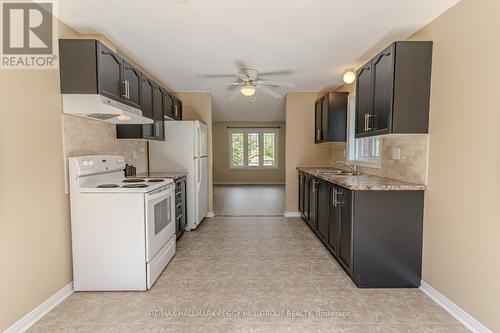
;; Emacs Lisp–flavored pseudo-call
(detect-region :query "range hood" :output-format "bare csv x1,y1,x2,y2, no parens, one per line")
62,94,153,125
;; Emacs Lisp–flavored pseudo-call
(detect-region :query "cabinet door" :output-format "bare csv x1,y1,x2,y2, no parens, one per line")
308,178,318,231
327,185,340,256
371,44,395,135
152,85,164,140
314,99,323,143
122,61,141,109
304,174,310,222
316,180,329,243
321,96,329,141
355,63,372,137
172,97,182,120
97,43,124,101
163,91,174,120
141,76,155,139
337,187,353,273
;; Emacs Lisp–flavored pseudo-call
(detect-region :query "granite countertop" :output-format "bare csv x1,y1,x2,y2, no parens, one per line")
297,167,425,191
132,171,188,180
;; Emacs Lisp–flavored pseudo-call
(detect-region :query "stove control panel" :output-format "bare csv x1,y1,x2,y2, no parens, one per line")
70,155,126,176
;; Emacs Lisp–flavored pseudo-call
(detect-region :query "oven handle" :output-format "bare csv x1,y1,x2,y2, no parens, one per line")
146,185,173,201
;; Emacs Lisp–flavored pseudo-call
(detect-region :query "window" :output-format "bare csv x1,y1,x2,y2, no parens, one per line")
229,128,279,168
346,94,381,167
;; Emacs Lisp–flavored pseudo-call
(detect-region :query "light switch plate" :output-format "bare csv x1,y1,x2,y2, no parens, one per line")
392,148,401,160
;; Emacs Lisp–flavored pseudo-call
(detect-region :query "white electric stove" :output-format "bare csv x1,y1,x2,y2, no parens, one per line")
68,155,176,291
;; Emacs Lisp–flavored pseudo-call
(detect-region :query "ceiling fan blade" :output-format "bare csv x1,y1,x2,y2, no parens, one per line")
198,74,236,78
203,82,241,90
238,73,250,81
256,80,295,88
256,70,293,76
228,88,241,101
256,86,283,99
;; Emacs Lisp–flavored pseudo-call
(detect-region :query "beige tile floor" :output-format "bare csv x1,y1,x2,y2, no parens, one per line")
30,216,468,332
213,185,285,216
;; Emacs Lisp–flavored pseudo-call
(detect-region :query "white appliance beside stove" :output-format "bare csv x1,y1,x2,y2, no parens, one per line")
68,155,176,291
149,120,208,231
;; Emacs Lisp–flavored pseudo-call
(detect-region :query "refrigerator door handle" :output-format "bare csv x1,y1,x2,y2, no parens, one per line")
195,124,201,157
197,159,201,186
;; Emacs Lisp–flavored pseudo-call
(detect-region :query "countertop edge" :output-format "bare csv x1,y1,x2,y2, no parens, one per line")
297,167,426,191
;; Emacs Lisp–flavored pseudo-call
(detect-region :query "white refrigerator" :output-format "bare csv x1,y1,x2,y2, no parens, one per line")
149,121,208,231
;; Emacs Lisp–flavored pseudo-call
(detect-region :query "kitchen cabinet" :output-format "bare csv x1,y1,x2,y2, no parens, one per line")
327,185,340,257
172,96,183,121
163,91,174,120
355,41,433,138
336,186,353,273
299,172,311,223
297,172,424,288
152,85,165,141
122,60,142,109
60,40,143,109
96,42,124,101
59,39,181,141
307,177,318,230
314,92,348,143
316,180,330,243
298,172,306,216
116,75,156,140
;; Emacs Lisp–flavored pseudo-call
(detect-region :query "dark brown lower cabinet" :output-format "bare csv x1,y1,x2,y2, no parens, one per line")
297,171,424,288
308,177,318,231
316,180,330,244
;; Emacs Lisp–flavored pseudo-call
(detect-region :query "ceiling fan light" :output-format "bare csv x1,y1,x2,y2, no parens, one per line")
240,85,256,97
343,68,356,84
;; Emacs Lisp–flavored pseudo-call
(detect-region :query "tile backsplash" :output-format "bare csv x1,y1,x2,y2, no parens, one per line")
330,134,429,184
62,115,147,173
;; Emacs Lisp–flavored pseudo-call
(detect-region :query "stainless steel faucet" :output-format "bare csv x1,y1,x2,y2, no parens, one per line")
336,161,359,174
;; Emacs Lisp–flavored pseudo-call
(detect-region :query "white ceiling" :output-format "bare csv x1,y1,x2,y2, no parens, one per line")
58,0,459,122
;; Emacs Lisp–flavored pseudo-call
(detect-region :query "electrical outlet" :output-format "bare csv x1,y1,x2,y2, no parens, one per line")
392,148,401,160
132,150,138,160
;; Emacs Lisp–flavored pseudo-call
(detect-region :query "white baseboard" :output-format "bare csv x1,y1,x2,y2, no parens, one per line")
284,211,301,217
206,211,215,218
5,282,74,333
420,281,492,333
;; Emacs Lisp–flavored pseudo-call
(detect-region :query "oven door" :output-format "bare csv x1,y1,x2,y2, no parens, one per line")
145,184,175,262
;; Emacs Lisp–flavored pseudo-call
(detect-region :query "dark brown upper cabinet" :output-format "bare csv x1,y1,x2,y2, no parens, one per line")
171,95,183,121
163,91,174,120
60,39,141,109
152,85,165,141
314,92,348,143
355,41,433,138
97,43,124,101
122,60,142,109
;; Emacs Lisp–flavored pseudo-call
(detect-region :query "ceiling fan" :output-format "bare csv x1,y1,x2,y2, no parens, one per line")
203,68,295,100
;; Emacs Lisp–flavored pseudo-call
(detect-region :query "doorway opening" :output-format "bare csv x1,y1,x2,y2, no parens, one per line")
212,124,286,216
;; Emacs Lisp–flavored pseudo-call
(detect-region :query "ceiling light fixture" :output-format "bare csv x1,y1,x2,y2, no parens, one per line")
240,85,256,97
343,68,356,84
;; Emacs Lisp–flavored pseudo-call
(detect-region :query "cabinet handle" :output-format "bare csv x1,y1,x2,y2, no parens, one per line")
364,113,374,131
332,188,337,207
316,129,321,141
122,81,127,98
126,80,130,99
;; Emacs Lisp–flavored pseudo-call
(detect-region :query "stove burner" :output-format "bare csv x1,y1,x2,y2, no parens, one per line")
123,179,146,183
148,178,165,182
122,184,149,188
97,184,119,188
